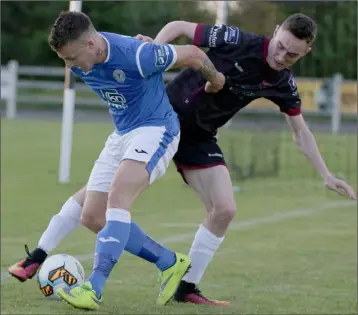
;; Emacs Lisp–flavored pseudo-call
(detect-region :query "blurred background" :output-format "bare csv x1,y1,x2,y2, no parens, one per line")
1,0,356,189
1,2,357,313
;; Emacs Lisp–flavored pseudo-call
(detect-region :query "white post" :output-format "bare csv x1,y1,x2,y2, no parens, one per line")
216,1,232,129
215,1,240,192
58,0,83,184
331,73,343,135
215,0,228,25
6,60,18,119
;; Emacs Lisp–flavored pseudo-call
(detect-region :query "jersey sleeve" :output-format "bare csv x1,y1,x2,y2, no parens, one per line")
193,23,240,48
267,75,302,116
135,42,177,77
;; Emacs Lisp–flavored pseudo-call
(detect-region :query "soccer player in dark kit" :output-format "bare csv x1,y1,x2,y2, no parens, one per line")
136,13,356,305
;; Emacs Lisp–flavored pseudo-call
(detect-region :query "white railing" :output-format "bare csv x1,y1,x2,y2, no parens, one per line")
1,60,355,136
1,60,178,118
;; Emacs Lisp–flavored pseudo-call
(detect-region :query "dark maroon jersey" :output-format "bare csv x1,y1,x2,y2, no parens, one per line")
166,23,301,139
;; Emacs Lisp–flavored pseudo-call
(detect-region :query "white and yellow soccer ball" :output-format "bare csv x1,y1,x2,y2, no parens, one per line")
37,254,85,300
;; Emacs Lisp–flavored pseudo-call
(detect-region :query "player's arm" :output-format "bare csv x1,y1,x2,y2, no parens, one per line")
285,114,356,200
154,21,239,49
136,41,225,93
154,21,197,43
285,113,332,179
171,44,225,93
269,76,356,200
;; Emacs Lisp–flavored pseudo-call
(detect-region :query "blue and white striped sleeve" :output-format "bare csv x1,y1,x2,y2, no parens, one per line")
135,42,177,78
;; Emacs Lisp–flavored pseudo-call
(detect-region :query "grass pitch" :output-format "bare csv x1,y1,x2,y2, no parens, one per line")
1,119,356,314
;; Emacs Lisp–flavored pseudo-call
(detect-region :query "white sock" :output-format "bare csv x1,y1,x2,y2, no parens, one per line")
182,224,224,284
38,197,82,253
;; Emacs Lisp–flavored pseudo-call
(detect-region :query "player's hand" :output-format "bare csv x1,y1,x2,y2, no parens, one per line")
135,34,154,43
205,72,226,93
324,175,356,200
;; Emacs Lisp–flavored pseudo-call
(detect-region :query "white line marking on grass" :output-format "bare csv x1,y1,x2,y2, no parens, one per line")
1,272,10,282
162,200,356,229
229,200,355,230
1,200,354,285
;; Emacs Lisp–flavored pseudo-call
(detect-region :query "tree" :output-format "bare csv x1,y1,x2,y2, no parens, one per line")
276,1,357,79
1,1,213,66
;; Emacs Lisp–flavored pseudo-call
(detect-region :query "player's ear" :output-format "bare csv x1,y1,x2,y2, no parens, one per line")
87,39,95,49
302,46,311,56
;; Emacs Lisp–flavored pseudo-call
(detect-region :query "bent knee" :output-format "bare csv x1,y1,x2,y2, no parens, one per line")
80,212,105,233
211,203,237,223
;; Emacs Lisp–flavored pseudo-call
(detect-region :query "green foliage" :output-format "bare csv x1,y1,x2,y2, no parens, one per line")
1,1,356,79
1,1,213,67
277,1,357,79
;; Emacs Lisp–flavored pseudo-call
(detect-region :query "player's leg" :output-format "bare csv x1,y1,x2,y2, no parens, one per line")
8,125,183,284
176,166,235,304
173,139,236,305
8,187,86,282
82,160,149,305
57,127,190,309
81,190,186,276
8,181,175,284
9,175,184,285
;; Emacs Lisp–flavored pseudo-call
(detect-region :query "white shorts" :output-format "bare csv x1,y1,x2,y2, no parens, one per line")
86,126,180,192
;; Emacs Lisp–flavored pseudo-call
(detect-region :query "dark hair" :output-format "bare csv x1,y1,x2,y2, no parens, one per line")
281,13,317,45
48,11,94,50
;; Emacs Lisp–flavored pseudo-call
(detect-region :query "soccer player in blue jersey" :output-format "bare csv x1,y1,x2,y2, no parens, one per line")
7,11,225,310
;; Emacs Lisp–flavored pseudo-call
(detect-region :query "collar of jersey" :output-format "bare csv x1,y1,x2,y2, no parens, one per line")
97,32,111,64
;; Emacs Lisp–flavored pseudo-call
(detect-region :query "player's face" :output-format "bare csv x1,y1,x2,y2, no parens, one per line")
56,39,97,72
267,26,311,71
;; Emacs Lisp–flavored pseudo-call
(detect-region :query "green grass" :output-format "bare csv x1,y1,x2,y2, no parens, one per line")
1,119,357,314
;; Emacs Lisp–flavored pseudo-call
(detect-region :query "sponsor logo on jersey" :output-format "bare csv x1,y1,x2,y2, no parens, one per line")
208,24,223,47
101,89,127,110
155,45,169,67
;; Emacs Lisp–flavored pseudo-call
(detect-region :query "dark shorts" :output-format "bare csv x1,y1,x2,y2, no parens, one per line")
173,135,227,183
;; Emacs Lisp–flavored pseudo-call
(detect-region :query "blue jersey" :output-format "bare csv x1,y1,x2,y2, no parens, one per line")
71,32,179,135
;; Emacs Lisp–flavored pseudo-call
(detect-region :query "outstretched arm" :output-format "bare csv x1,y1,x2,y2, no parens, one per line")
285,114,356,200
154,21,198,43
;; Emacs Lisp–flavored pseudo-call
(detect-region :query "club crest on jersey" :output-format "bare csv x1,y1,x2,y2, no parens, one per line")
101,89,127,110
155,45,169,67
288,75,296,90
113,69,126,83
224,27,239,44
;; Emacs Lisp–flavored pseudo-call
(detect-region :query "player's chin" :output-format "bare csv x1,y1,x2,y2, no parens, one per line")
273,64,286,71
268,60,283,71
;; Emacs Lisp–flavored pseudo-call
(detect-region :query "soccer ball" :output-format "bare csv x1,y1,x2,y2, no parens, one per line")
37,254,85,300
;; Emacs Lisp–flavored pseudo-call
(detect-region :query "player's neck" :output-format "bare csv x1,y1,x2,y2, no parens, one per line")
95,34,109,64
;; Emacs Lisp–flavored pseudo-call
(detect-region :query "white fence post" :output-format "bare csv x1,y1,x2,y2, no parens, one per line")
6,60,19,119
58,0,83,184
216,0,231,132
331,73,343,135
